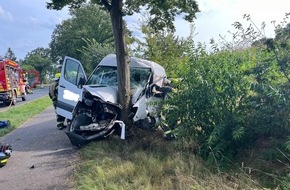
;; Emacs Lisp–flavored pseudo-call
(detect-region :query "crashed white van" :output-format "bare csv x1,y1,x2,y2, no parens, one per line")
56,54,170,146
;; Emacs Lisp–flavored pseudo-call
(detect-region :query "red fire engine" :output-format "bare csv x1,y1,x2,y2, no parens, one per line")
22,69,41,88
0,58,26,106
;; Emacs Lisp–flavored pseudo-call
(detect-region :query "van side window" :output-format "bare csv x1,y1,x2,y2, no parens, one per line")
65,59,80,85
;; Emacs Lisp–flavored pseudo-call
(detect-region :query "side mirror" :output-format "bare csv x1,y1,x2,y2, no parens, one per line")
78,77,86,88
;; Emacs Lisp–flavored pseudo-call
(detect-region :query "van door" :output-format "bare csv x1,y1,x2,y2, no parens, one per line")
56,56,87,119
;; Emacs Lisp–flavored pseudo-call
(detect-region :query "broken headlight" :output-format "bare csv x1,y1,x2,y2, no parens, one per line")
82,88,94,106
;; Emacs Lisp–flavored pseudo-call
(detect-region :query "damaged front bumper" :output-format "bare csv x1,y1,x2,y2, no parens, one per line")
65,94,125,147
66,118,125,147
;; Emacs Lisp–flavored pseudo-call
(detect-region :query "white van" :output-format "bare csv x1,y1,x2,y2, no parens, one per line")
56,54,170,146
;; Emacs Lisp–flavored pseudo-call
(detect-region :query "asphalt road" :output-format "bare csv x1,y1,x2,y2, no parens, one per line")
0,86,50,111
0,105,79,189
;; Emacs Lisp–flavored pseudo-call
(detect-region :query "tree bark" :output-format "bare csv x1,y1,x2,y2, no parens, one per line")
110,0,130,124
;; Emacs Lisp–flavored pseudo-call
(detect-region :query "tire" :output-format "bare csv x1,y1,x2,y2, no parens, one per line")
67,113,117,147
67,113,92,147
68,113,92,133
138,116,156,131
4,101,11,106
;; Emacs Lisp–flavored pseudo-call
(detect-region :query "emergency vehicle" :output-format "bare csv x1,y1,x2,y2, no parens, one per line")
0,58,26,106
23,69,41,88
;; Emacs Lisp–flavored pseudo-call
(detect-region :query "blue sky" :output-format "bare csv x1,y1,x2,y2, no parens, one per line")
0,0,69,60
0,0,289,60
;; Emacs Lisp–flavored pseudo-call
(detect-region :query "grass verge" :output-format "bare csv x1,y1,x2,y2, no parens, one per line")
0,96,52,137
75,129,262,190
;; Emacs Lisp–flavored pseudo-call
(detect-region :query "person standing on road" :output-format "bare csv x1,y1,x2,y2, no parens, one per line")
49,72,66,130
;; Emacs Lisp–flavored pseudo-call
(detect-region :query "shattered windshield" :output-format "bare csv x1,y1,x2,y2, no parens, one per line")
86,66,151,88
87,66,117,86
130,67,151,88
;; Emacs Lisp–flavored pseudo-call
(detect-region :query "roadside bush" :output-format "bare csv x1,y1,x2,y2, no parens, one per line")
165,48,250,164
164,44,290,167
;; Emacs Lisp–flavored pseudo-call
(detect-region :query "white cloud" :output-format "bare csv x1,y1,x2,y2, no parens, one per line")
0,5,3,15
175,0,290,44
0,0,70,59
30,16,39,24
127,0,290,46
0,5,14,21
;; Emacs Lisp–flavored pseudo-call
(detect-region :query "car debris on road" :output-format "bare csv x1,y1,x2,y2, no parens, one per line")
0,120,10,129
0,143,12,167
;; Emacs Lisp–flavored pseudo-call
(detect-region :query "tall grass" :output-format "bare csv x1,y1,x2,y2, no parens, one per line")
0,96,52,137
75,129,261,190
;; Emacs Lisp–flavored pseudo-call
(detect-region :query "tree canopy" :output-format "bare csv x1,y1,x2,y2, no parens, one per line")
49,2,114,63
5,47,17,61
22,48,52,82
47,0,199,32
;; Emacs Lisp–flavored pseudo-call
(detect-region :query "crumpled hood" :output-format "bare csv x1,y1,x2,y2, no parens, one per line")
83,85,118,103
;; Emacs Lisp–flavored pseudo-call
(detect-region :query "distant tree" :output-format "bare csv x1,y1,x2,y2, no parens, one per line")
22,48,53,82
47,0,200,123
49,2,114,63
28,47,51,58
134,21,196,77
274,21,290,42
264,16,290,82
5,47,17,61
79,38,114,73
20,64,35,71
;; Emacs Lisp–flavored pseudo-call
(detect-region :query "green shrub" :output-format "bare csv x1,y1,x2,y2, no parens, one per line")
163,46,290,167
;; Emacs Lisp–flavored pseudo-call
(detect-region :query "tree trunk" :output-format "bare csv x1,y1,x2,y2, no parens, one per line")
110,0,130,124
